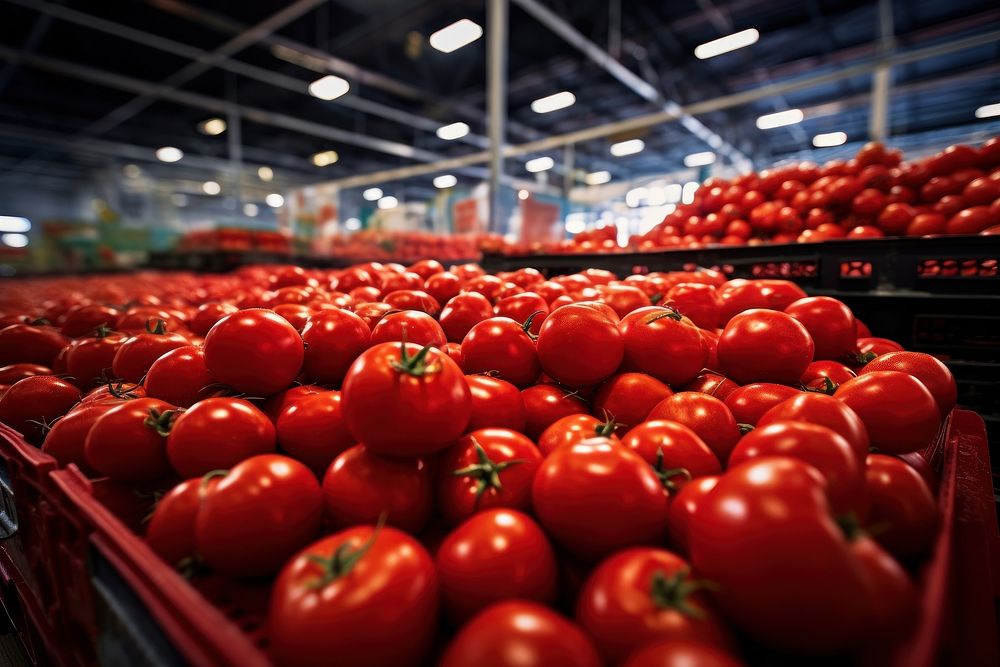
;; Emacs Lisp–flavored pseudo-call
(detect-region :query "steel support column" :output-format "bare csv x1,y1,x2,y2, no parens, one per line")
487,0,509,233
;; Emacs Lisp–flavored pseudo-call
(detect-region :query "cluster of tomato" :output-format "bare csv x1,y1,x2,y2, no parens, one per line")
0,261,953,666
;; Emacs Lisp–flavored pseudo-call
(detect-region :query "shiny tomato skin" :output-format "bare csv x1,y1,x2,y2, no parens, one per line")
724,383,800,426
341,342,470,457
203,309,304,396
352,302,392,330
718,310,814,385
0,375,81,444
602,284,652,319
663,283,722,330
533,439,670,562
495,292,549,334
648,392,741,463
575,548,733,664
620,307,706,387
189,302,238,336
856,336,904,359
60,304,121,338
835,371,940,454
538,414,620,456
537,304,624,388
65,331,127,390
41,403,113,475
142,346,217,408
0,364,52,384
861,351,957,417
166,397,276,477
864,454,939,558
680,372,740,402
716,280,807,323
622,639,744,667
84,397,176,482
439,292,494,343
800,360,856,389
369,310,446,348
436,509,557,622
382,290,440,316
111,327,190,384
591,372,672,437
667,476,720,557
145,476,218,567
276,391,355,474
322,445,431,534
0,323,70,367
424,271,462,305
621,420,721,487
464,375,525,432
300,309,371,386
947,206,993,234
520,384,588,440
462,317,541,388
757,392,870,463
906,212,947,236
439,601,601,667
784,297,857,360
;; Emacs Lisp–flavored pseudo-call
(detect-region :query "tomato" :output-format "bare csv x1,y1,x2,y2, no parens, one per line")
932,194,966,218
495,292,549,334
906,212,947,236
800,360,856,390
189,302,238,336
680,371,740,401
440,292,494,343
84,397,176,481
167,397,276,477
847,225,885,239
864,454,939,559
835,371,940,454
718,310,813,385
110,320,190,384
79,380,144,405
348,286,382,304
0,323,70,366
437,509,557,622
322,445,431,534
622,639,744,667
591,372,672,437
723,383,800,426
533,439,670,561
662,283,721,330
300,309,371,386
520,384,588,439
462,317,541,388
145,476,220,568
537,304,623,388
269,524,438,667
921,176,960,202
963,176,1000,205
440,601,601,667
261,384,323,422
276,390,355,474
861,351,956,417
784,297,857,361
203,309,303,396
0,375,80,444
667,475,719,557
382,290,440,316
60,304,121,337
856,336,904,360
142,345,217,408
380,271,423,293
424,271,462,305
647,392,741,463
41,402,113,475
947,206,993,234
602,284,652,319
575,548,733,664
537,414,620,456
117,306,186,333
369,310,446,348
621,420,721,491
65,329,126,390
620,307,706,387
0,363,51,384
757,392,870,463
352,302,392,330
341,342,470,457
465,375,525,432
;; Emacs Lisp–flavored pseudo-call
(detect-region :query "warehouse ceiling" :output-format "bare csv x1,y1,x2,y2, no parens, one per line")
0,0,998,198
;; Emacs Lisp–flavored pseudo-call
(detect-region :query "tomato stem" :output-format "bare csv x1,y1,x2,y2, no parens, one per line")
646,307,683,324
143,408,181,437
390,341,437,377
451,441,525,504
737,423,755,435
803,376,838,395
594,411,620,437
145,318,168,335
199,469,229,492
652,447,692,492
521,310,544,341
649,567,716,619
306,513,387,589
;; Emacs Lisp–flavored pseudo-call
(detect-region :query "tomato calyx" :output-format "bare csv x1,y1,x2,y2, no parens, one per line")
143,407,181,437
847,351,878,366
593,413,620,438
649,567,714,619
650,293,664,305
29,317,50,326
652,447,692,492
451,441,525,502
105,380,143,400
737,423,755,435
144,318,168,335
803,377,838,395
200,469,229,492
646,307,683,324
305,514,387,589
521,311,544,341
390,342,438,377
91,324,114,339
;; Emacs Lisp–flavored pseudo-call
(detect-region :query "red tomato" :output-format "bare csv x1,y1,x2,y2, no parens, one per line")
276,391,354,474
0,363,51,384
300,309,371,386
111,320,190,384
620,307,706,387
407,259,445,279
718,310,814,384
575,548,733,664
520,384,588,439
145,476,219,568
864,454,939,558
352,302,392,330
465,375,525,432
620,420,721,492
0,323,70,366
369,310,446,348
203,309,304,396
591,372,672,437
382,290,440,316
717,280,807,325
142,346,218,408
189,302,238,336
60,304,121,338
537,414,620,456
856,336,904,359
800,360,856,390
537,304,624,388
647,392,741,464
269,524,438,667
41,402,113,475
495,292,549,334
440,292,495,343
757,392,869,462
341,342,470,457
963,176,1000,205
666,476,720,557
847,225,885,239
906,212,947,236
437,509,557,622
436,428,542,526
835,371,940,454
533,439,670,562
861,351,956,417
424,271,462,305
0,375,80,444
166,397,276,477
65,329,127,390
852,188,886,218
724,383,800,426
84,397,176,481
663,283,721,329
602,284,652,319
462,317,541,388
947,206,993,234
784,297,857,361
680,372,740,402
322,445,431,534
622,640,744,667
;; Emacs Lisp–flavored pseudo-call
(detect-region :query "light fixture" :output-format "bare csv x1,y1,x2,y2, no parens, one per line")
265,193,285,208
975,103,1000,119
378,196,398,210
694,28,760,59
434,174,457,188
626,187,648,208
312,150,339,167
198,118,227,136
243,203,259,217
436,122,470,140
308,74,350,101
531,91,576,114
610,139,645,157
155,146,183,163
682,181,699,205
525,156,554,173
684,151,716,167
756,109,804,130
0,216,31,233
429,19,483,53
664,184,682,203
584,171,611,185
202,181,221,195
122,164,141,179
171,194,188,207
1,233,28,248
812,131,848,147
363,187,383,201
564,213,587,234
344,217,362,230
258,166,274,182
518,189,530,200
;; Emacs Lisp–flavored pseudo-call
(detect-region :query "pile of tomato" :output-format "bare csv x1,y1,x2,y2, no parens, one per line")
0,261,954,666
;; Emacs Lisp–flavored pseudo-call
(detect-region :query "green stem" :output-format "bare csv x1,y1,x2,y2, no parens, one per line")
451,441,525,506
649,567,716,619
306,514,387,589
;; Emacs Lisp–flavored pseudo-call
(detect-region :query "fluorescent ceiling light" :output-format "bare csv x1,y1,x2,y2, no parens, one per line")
584,171,611,185
695,28,760,59
171,194,188,207
518,189,530,200
684,151,716,167
243,203,259,217
202,181,221,195
531,91,576,114
258,166,274,182
975,103,1000,119
1,233,28,248
664,184,682,203
434,174,457,188
308,74,350,101
345,217,361,230
565,213,586,234
436,122,470,140
525,156,554,172
378,196,398,210
610,139,645,157
813,131,848,147
0,216,31,233
312,150,339,167
265,193,285,208
626,187,648,208
756,109,804,129
198,118,227,135
363,187,383,201
429,19,483,53
682,181,699,204
155,146,183,163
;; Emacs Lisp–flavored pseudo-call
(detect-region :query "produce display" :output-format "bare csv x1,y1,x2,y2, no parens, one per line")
0,261,957,666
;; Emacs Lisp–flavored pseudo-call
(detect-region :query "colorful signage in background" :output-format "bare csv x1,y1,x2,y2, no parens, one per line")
452,197,481,234
289,184,340,254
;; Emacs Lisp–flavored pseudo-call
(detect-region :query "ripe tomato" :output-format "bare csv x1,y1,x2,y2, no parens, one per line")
300,309,371,386
667,475,720,557
861,351,956,417
203,309,304,396
663,283,722,330
647,392,741,463
575,548,733,664
680,371,740,401
407,259,445,279
352,302,392,330
591,372,672,437
947,206,993,234
166,397,276,477
875,203,915,234
341,342,470,457
65,329,127,390
537,304,623,388
963,176,1000,205
906,212,947,236
144,476,220,568
60,304,121,337
723,383,800,426
142,345,217,408
462,317,541,388
0,375,80,444
110,320,190,384
0,323,69,366
424,271,462,305
537,414,620,456
439,601,601,667
84,397,176,481
800,360,856,390
0,363,51,384
276,391,354,474
835,371,940,454
856,336,904,360
495,292,549,334
864,454,939,559
533,439,670,562
464,375,526,432
382,290,440,316
757,392,869,463
322,445,431,534
437,509,557,622
436,428,541,526
620,419,721,493
622,639,744,667
620,307,706,387
261,384,323,422
439,292,494,343
718,310,813,385
189,302,238,336
784,297,857,360
369,310,446,348
41,402,113,475
520,383,588,439
602,284,652,319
